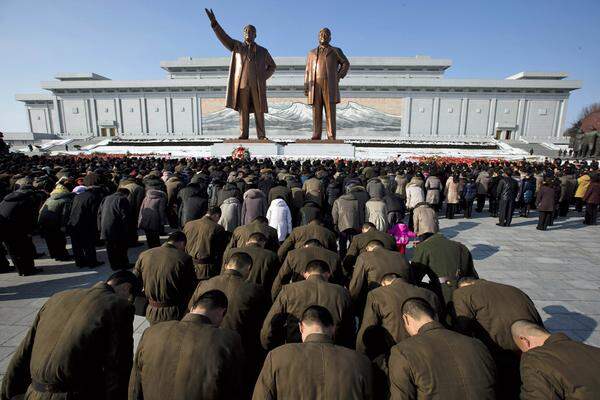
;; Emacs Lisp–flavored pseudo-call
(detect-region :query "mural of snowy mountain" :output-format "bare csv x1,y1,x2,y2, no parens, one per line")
202,101,402,134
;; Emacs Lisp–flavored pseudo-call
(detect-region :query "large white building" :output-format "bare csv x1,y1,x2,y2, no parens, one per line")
16,56,581,143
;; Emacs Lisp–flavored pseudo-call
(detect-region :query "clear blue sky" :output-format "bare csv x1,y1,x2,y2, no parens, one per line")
1,0,598,132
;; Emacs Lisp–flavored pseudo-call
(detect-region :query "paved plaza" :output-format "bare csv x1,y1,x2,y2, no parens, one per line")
1,212,599,379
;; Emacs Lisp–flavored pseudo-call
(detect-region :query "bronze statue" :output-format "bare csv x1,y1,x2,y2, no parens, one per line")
304,28,350,140
205,9,276,140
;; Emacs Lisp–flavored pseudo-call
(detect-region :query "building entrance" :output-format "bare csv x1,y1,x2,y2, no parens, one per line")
100,128,117,137
495,129,513,140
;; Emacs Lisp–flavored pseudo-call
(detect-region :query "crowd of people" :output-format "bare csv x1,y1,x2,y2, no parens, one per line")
0,152,599,399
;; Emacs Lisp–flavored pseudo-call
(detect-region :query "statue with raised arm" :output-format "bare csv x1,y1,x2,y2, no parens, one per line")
304,28,350,140
205,8,276,140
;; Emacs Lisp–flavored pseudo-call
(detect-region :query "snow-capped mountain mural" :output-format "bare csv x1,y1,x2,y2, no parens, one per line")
202,102,402,136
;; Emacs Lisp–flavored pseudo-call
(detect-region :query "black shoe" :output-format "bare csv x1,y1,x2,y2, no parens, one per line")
34,252,45,259
21,267,43,276
56,255,74,261
496,223,505,227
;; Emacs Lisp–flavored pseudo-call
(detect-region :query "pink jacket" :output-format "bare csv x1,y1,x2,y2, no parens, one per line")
388,223,416,245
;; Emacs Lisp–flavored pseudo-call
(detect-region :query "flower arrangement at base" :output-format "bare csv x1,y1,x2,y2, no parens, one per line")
232,146,251,160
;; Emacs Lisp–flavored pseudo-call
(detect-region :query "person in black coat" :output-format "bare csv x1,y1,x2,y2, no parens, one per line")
97,188,131,270
0,187,42,275
299,200,321,225
177,182,208,228
488,171,501,217
496,169,519,227
68,186,103,268
536,180,556,231
383,191,405,226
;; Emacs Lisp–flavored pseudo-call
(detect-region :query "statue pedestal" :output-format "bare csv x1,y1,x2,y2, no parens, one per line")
285,139,355,158
211,140,283,157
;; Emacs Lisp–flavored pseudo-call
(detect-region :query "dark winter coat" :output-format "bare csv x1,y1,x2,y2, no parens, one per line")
496,176,519,201
217,182,242,206
584,181,600,204
241,188,267,225
177,183,208,227
98,192,131,241
138,189,167,232
0,189,39,236
68,189,102,237
38,191,74,231
536,185,556,212
299,201,321,225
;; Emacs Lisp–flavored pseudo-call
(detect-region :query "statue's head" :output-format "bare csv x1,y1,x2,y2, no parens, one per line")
243,25,256,44
319,28,331,45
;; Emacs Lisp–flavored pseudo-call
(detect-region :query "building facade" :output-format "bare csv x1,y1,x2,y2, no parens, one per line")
16,56,581,142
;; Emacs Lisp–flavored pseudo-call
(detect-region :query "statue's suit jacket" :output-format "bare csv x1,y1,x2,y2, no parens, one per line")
211,21,276,113
305,45,350,105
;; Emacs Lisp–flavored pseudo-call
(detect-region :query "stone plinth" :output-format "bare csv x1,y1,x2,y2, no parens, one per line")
284,140,355,158
211,141,283,157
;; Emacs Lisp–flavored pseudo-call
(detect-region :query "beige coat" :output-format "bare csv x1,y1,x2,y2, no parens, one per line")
412,203,439,236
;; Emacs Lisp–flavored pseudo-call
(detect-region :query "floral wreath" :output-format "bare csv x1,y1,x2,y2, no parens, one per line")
232,145,251,160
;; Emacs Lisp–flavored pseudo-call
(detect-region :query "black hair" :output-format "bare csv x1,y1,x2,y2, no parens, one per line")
401,297,436,320
206,206,222,217
191,289,228,311
226,252,253,271
301,305,334,327
304,259,330,274
107,270,140,297
168,230,187,244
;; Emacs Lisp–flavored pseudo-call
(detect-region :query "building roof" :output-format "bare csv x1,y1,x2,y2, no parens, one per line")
38,75,582,91
506,71,568,80
54,73,110,81
15,93,54,101
160,55,453,71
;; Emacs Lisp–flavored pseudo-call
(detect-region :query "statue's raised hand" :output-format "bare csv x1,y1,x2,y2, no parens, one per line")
205,8,217,24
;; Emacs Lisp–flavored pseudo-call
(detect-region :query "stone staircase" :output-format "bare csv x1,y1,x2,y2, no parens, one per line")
506,141,558,158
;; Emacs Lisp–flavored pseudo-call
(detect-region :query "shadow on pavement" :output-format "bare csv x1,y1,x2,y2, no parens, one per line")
543,305,597,341
471,244,500,260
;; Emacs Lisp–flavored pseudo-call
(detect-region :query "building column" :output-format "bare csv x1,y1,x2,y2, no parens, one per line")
515,99,525,139
197,96,203,135
552,100,563,140
557,99,568,138
52,96,63,134
141,97,148,134
431,97,440,136
116,98,124,134
459,98,468,137
166,96,174,134
26,108,33,133
45,103,53,134
83,99,92,137
487,98,497,137
403,97,412,136
90,98,99,137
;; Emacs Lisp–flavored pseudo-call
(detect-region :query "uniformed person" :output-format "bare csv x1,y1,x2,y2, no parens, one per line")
183,206,227,279
261,260,354,350
388,298,496,400
189,252,268,396
356,273,440,360
134,231,196,325
1,271,138,400
276,217,337,261
349,240,411,311
226,216,279,252
129,290,244,400
271,239,341,300
411,232,478,324
221,232,280,294
343,222,397,270
253,305,373,400
454,277,544,399
512,320,600,400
